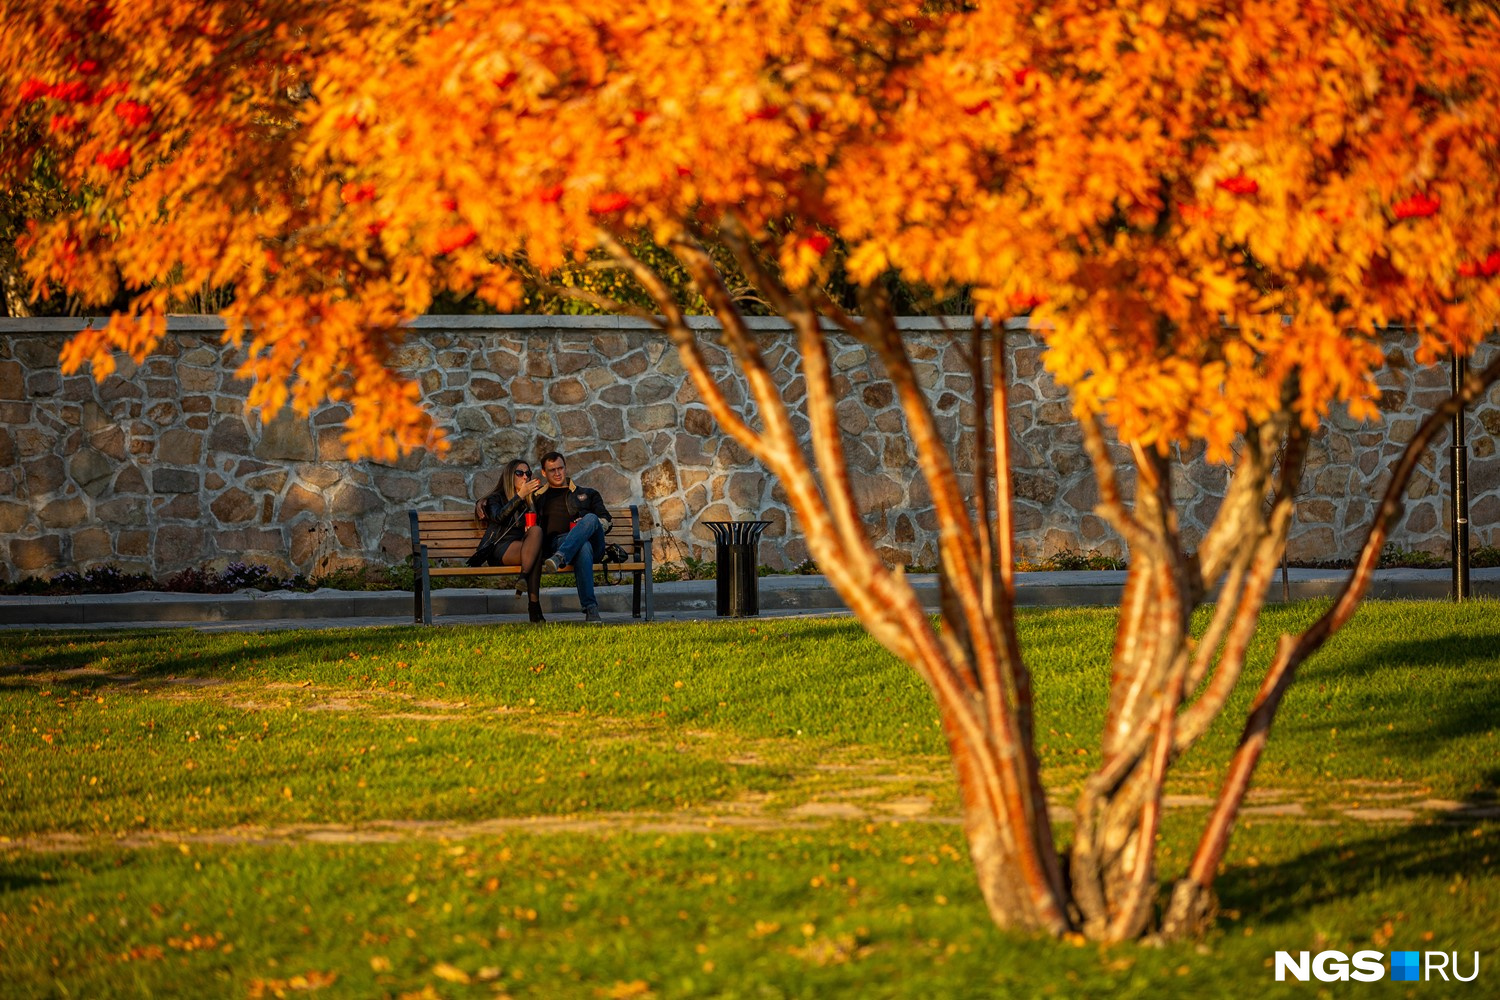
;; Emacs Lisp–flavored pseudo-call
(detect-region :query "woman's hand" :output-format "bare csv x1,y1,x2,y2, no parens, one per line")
517,476,541,500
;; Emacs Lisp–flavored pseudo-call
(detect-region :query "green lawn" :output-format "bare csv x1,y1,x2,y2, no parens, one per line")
2,600,1497,997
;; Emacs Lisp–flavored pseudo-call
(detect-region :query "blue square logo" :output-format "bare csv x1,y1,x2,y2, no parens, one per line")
1391,951,1421,982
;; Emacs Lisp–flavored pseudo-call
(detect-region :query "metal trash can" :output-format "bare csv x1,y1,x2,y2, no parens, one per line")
703,520,771,617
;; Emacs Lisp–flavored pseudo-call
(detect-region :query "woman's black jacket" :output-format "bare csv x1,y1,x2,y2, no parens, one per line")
467,493,527,567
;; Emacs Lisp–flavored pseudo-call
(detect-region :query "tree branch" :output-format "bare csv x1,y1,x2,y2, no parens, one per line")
1183,352,1500,892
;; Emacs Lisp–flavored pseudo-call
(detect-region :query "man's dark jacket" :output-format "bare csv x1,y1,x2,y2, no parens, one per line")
533,478,612,537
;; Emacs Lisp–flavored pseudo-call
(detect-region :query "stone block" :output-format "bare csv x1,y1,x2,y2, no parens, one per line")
314,403,352,426
1013,472,1059,505
1404,501,1438,535
374,472,420,502
1300,499,1336,524
836,399,869,435
655,496,687,531
256,411,316,461
317,427,348,462
641,459,679,501
675,433,712,466
68,448,115,496
97,495,149,526
589,405,625,441
39,497,87,529
329,483,382,517
0,360,24,399
486,350,521,377
14,425,56,458
155,493,203,519
582,466,632,504
177,365,217,392
1289,525,1337,560
470,376,506,401
83,423,125,460
628,403,677,433
0,501,29,533
848,470,903,510
833,347,867,371
727,472,766,509
211,488,258,524
525,351,554,378
155,525,207,568
209,415,252,453
610,353,648,379
152,468,200,494
243,470,289,494
158,428,204,465
557,410,593,439
117,529,149,557
554,351,593,375
510,377,544,405
282,484,326,518
73,527,114,564
25,456,67,496
430,471,468,499
27,370,61,397
548,377,588,405
635,376,674,404
11,535,61,572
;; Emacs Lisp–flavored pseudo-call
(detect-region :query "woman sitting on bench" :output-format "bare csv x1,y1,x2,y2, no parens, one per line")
469,459,546,623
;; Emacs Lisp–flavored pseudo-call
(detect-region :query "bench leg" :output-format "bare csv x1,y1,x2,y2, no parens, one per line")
632,568,642,619
643,538,654,622
413,573,423,625
419,548,434,626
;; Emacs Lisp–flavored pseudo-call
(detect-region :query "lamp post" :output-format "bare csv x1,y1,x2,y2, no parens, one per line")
1451,353,1470,601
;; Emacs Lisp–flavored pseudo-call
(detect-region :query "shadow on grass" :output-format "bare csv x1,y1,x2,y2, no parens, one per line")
1216,770,1500,928
0,629,406,686
1314,633,1500,751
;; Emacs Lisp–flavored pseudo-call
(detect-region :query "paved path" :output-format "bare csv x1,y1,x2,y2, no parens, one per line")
1,568,1495,632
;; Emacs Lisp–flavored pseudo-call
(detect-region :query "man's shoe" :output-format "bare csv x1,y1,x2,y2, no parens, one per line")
584,608,602,623
541,556,562,574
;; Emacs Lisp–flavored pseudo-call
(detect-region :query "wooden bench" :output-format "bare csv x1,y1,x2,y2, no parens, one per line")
407,505,654,625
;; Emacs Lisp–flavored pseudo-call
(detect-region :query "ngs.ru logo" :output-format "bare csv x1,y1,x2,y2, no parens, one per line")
1274,950,1480,983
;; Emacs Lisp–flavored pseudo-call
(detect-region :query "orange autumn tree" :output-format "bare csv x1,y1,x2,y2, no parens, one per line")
5,0,1500,941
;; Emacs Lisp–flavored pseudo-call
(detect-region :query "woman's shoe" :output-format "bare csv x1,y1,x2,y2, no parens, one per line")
528,601,546,623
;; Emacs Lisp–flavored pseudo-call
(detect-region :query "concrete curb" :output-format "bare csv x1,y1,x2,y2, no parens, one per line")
1,568,1495,630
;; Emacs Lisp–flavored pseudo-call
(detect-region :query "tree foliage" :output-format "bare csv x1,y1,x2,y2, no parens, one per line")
5,0,1500,941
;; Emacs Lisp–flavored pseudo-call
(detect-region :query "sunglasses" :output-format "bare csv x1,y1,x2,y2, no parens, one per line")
514,469,532,478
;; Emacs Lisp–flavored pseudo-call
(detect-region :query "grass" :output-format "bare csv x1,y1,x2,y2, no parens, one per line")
2,600,1498,997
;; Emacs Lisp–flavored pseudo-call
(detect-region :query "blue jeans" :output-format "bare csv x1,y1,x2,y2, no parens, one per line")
547,513,606,611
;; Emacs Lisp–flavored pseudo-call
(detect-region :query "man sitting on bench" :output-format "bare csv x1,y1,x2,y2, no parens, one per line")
535,450,614,623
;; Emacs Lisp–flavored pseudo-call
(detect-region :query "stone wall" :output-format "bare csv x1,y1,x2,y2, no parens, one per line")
1,316,1496,581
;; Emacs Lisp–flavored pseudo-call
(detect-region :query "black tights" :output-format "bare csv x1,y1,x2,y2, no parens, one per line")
500,526,544,601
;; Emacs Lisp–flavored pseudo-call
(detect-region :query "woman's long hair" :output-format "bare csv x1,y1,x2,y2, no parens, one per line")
478,458,530,520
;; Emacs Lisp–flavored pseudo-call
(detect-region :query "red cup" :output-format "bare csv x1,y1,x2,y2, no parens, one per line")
524,511,537,528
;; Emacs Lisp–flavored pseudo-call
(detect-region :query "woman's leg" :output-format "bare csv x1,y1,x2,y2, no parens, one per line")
497,540,525,567
520,525,544,601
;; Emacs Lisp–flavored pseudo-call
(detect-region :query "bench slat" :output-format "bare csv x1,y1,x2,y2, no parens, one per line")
430,562,648,576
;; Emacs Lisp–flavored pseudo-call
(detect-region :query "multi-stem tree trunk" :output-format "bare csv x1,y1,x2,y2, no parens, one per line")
590,225,1500,941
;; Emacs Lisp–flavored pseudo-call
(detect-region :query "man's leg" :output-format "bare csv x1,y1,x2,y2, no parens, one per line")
542,514,607,617
572,532,598,614
542,513,601,571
